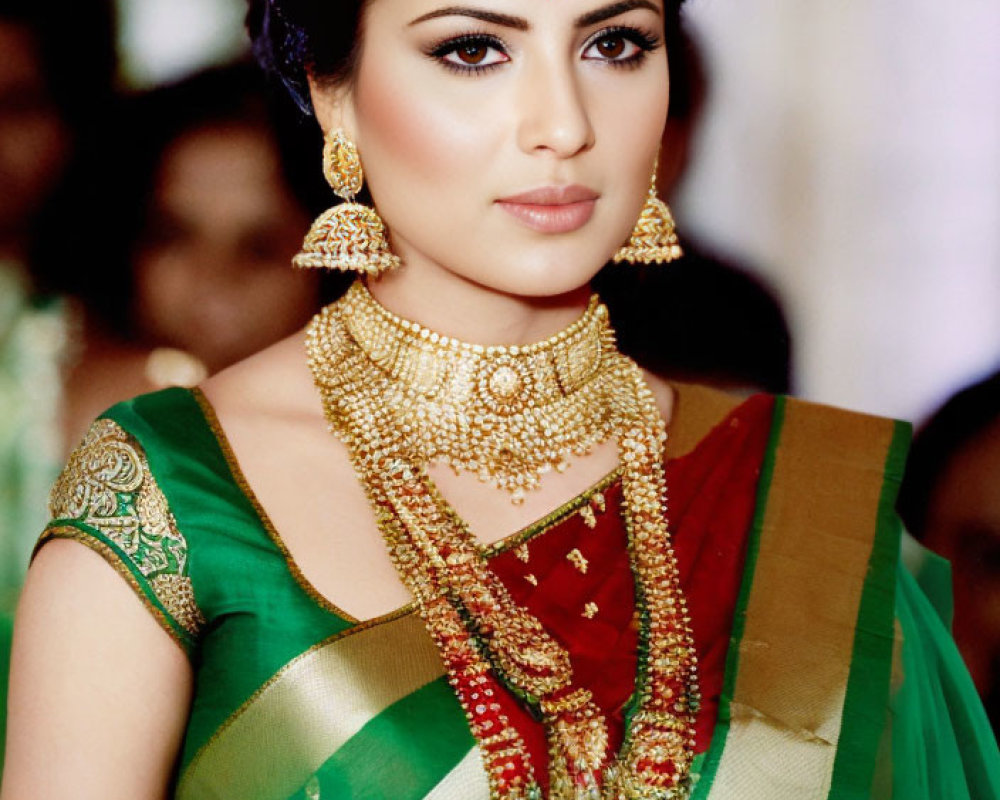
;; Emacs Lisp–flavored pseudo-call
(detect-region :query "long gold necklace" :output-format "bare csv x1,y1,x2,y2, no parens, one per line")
307,281,699,799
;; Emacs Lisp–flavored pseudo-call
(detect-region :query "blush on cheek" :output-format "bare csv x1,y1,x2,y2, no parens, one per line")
353,59,496,213
354,67,457,190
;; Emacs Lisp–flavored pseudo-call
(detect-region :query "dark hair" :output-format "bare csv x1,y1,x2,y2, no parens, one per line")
593,247,793,395
898,367,1000,539
0,0,117,131
246,0,689,116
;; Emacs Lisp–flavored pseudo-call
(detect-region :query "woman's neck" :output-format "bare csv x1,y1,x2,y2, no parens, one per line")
366,264,593,348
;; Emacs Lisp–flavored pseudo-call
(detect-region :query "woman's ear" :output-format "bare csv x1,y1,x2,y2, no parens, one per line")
307,74,357,139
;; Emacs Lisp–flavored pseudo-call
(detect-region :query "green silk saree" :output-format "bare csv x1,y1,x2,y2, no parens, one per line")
34,383,1000,799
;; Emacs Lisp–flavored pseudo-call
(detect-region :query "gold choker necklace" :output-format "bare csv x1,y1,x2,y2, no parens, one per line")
331,281,617,503
306,281,699,800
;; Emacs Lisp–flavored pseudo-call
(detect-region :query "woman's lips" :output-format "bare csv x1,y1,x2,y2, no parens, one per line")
496,185,599,234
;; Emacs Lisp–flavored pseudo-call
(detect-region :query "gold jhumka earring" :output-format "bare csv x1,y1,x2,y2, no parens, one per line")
613,160,683,265
293,129,401,276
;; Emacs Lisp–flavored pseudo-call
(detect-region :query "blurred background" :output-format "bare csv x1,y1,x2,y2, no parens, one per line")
679,0,1000,424
1,0,999,759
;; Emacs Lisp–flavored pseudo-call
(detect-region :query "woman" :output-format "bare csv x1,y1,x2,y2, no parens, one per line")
3,1,998,798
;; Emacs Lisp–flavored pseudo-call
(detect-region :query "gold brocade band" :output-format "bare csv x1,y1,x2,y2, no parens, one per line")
702,398,897,800
176,612,451,800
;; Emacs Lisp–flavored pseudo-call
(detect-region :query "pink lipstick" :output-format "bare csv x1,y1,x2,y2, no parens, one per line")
496,185,599,234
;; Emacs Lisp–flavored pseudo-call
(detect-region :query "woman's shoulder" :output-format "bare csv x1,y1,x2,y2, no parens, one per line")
197,327,324,436
54,331,324,535
42,336,318,654
65,331,320,479
764,389,912,481
196,330,349,495
56,385,231,523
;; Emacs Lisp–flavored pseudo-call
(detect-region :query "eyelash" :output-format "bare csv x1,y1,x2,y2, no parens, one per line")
426,26,663,76
592,26,662,68
428,33,509,75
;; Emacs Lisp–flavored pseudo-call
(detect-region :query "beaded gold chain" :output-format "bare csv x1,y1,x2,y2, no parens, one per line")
306,281,699,799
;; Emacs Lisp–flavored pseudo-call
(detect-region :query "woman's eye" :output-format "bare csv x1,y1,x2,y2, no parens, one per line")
583,29,659,64
448,43,498,66
434,37,510,71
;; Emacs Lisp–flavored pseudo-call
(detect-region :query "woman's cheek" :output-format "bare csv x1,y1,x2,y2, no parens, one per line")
356,64,484,196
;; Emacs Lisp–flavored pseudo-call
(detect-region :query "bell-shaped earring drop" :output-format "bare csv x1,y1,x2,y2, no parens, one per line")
613,161,683,265
293,129,401,276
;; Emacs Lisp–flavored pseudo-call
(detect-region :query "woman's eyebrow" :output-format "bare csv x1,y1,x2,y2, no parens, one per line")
575,1,662,28
409,1,661,31
408,7,530,30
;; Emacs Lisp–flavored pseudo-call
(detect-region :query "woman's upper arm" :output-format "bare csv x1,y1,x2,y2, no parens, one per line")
1,539,193,800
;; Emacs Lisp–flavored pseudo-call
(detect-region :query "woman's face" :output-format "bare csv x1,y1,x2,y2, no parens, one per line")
133,123,317,371
313,0,670,298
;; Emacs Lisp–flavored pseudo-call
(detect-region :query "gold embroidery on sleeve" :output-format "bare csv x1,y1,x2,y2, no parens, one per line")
49,418,204,637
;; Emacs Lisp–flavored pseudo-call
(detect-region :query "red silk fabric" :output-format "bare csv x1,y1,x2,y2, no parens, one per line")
487,393,776,790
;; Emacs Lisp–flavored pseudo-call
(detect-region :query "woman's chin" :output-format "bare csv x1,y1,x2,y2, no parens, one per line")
467,266,606,300
385,226,621,300
463,243,618,299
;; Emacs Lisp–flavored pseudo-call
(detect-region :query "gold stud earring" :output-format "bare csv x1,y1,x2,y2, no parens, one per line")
293,129,401,276
613,160,683,265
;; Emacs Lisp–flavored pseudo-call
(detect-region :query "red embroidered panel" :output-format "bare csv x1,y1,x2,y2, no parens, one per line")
486,393,775,789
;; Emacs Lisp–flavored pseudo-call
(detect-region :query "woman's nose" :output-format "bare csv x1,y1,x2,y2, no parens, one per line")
516,59,595,159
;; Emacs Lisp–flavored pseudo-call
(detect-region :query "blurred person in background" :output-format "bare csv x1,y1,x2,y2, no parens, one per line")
596,25,792,395
0,0,116,774
899,366,1000,732
38,62,325,445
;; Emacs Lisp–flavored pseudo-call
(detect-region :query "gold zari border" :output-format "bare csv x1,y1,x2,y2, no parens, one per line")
704,398,896,800
177,611,449,800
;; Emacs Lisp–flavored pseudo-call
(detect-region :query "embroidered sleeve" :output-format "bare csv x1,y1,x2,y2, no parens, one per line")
39,417,204,653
